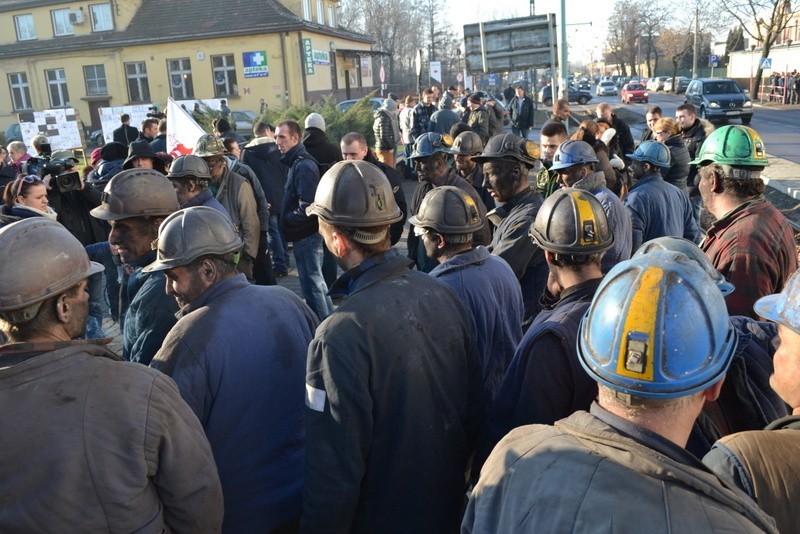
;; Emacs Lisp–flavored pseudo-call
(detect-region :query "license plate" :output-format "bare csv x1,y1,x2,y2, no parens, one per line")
726,111,739,115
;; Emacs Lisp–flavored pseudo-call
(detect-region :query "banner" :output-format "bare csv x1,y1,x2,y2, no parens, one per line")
429,61,442,83
243,50,269,78
166,98,206,157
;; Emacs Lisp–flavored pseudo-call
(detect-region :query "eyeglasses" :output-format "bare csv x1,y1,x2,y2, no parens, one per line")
15,175,41,198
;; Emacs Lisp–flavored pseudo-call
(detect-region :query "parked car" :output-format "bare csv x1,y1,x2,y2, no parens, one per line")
620,83,649,104
645,76,669,92
664,76,691,94
596,81,618,96
539,86,593,106
335,97,384,113
231,110,258,141
577,80,591,91
684,78,753,124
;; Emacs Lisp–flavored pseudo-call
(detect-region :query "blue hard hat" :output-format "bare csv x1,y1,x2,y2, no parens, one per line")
578,250,737,399
408,132,453,161
754,270,800,334
633,236,734,296
549,140,599,171
627,140,671,169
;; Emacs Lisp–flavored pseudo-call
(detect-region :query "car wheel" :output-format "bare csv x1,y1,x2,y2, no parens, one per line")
578,96,589,105
544,98,553,107
742,116,752,125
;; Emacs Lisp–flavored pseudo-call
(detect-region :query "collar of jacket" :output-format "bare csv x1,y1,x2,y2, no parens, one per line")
765,414,800,430
176,272,250,319
487,187,536,226
572,170,606,192
0,338,117,367
705,197,764,239
279,143,309,167
126,249,157,271
328,248,411,299
588,402,707,468
302,128,327,147
244,135,276,148
181,188,215,209
629,171,664,190
429,246,490,277
539,277,602,311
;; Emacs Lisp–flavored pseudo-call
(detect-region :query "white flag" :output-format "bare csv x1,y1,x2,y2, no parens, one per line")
166,98,206,157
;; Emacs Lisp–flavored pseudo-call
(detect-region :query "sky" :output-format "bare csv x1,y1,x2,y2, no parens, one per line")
444,0,615,66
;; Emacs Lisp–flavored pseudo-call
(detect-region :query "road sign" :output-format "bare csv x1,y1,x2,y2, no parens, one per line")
464,14,556,74
456,72,463,82
760,57,773,70
709,54,718,68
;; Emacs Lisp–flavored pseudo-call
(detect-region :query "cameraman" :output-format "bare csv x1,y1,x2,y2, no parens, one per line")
46,150,107,246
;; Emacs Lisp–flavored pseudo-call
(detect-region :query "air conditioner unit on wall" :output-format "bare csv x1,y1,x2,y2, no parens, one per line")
68,10,84,25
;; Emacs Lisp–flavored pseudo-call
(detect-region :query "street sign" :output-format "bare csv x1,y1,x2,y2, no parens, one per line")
463,14,556,74
760,57,773,70
709,54,718,68
456,72,463,82
429,61,442,83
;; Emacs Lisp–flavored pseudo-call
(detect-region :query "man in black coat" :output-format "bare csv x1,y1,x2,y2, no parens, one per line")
241,122,291,276
112,114,139,146
508,86,535,139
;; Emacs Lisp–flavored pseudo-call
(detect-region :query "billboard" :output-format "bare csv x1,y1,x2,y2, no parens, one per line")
463,14,556,74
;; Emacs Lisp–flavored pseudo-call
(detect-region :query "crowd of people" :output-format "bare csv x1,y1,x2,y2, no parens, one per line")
0,83,798,533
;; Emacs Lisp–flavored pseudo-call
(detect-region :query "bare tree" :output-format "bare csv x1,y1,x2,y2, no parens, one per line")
658,27,695,87
717,0,800,97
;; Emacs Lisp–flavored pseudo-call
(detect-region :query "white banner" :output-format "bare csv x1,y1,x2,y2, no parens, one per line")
429,61,442,83
18,108,82,153
99,104,151,145
167,98,206,157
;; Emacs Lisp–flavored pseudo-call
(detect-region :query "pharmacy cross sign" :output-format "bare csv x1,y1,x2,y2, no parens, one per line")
243,50,269,78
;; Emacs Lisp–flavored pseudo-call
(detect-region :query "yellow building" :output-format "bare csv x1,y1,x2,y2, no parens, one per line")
0,0,380,133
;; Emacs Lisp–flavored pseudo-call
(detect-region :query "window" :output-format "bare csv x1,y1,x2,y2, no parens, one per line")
46,68,70,107
168,58,194,99
302,0,311,20
90,3,114,31
14,14,36,41
317,0,325,24
83,64,107,95
8,73,32,111
211,54,238,97
125,62,150,102
51,9,74,36
327,4,336,27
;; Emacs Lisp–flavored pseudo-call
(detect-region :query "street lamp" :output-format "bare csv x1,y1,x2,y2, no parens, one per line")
750,43,756,94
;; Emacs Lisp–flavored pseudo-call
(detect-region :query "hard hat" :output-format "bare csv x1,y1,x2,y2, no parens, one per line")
549,140,599,171
167,155,211,181
578,250,738,399
754,270,800,334
450,131,484,156
90,169,179,221
529,187,613,255
143,206,244,273
193,134,226,158
408,133,453,161
633,236,734,296
690,124,769,167
408,186,484,238
626,140,671,169
0,218,104,323
472,133,540,166
306,161,403,240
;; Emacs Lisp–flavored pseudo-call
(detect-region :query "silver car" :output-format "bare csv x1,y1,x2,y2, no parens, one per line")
596,81,618,96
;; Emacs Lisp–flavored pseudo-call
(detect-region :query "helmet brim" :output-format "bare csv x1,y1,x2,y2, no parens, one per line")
753,293,785,327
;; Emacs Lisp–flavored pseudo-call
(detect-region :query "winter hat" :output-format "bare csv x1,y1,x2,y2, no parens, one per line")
215,118,232,133
90,147,103,166
51,149,78,162
123,140,158,170
100,142,128,162
305,113,326,132
382,99,397,112
468,92,483,104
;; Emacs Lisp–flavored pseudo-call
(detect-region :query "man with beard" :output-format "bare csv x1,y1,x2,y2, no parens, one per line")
406,133,490,272
148,207,318,532
535,121,568,198
90,169,180,365
473,134,547,323
0,218,223,532
450,131,494,210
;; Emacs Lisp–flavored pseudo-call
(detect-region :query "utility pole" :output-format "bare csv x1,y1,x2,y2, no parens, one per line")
559,0,568,99
692,4,699,78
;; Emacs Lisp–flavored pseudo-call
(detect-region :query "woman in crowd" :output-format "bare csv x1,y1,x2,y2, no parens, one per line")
1,175,57,226
652,116,691,193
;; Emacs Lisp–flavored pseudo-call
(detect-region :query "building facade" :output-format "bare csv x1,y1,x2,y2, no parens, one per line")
0,0,379,133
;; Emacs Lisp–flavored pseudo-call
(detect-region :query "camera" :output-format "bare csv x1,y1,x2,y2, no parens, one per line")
41,159,81,193
146,106,166,120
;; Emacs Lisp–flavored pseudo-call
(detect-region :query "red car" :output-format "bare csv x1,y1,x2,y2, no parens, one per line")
621,83,649,104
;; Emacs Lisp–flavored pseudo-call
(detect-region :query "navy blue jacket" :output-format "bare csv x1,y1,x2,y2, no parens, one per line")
241,137,289,214
279,143,320,242
430,247,524,405
152,274,318,532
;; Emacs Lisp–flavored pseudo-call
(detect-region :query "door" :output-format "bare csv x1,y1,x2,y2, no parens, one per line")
87,99,110,132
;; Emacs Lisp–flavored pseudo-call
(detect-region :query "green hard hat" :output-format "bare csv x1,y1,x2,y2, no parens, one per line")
690,125,769,167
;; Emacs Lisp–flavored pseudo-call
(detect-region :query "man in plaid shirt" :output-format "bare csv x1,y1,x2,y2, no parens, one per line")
410,89,436,143
696,125,797,319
